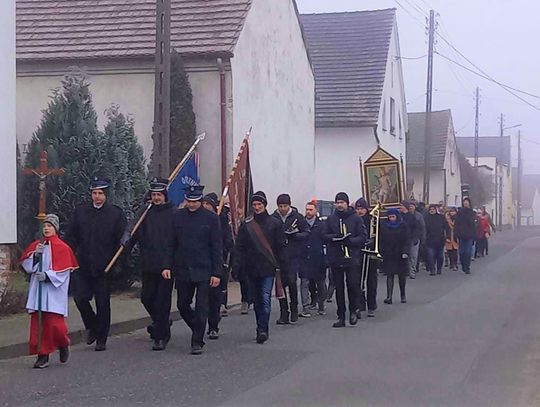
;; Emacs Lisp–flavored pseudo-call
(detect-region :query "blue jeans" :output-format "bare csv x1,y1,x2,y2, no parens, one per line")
249,276,274,335
425,245,444,274
459,239,474,272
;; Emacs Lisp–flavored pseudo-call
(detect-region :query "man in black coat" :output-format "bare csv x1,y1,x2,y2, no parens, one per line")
234,191,285,344
424,204,450,276
202,192,233,340
301,201,327,316
455,197,476,274
323,192,367,327
123,178,176,351
355,197,378,318
65,179,127,351
163,185,222,355
272,194,310,324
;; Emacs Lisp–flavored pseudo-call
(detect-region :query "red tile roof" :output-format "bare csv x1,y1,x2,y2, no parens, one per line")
17,0,252,61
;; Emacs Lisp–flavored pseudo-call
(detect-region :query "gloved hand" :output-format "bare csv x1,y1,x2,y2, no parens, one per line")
35,271,47,282
285,228,299,236
332,233,351,242
35,243,46,255
120,231,131,247
401,253,409,259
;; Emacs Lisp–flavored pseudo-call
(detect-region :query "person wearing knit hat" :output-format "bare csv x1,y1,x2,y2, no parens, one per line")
65,178,127,352
122,178,176,351
272,193,310,323
20,214,79,368
324,192,367,327
233,190,285,344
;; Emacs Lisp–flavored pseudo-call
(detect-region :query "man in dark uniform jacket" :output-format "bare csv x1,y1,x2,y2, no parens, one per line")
124,178,176,351
65,179,127,351
234,191,285,344
323,192,367,328
272,194,310,325
163,185,222,355
202,192,233,340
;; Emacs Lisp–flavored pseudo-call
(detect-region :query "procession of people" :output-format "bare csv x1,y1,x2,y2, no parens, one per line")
20,178,494,368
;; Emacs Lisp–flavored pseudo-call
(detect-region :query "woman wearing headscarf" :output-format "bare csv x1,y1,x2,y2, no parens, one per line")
380,208,409,304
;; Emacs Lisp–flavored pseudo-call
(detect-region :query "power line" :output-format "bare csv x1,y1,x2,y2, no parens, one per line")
435,52,540,112
521,137,540,147
394,0,427,28
397,54,427,60
402,0,428,18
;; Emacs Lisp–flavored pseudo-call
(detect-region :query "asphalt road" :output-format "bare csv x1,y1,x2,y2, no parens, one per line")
2,229,540,407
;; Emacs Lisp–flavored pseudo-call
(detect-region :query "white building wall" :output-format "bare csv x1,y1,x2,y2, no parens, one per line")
315,127,376,201
0,0,17,244
231,0,315,208
407,168,447,204
532,190,540,225
443,130,462,206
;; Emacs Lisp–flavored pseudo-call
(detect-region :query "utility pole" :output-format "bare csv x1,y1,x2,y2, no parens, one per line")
152,0,171,177
474,87,480,168
422,9,436,204
517,130,522,229
498,113,504,230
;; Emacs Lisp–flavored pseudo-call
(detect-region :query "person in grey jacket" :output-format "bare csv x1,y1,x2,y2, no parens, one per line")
407,201,425,279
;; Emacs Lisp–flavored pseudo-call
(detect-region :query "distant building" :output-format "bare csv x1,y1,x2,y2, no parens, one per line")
517,174,540,226
457,136,513,228
406,110,462,206
301,9,408,201
16,0,315,206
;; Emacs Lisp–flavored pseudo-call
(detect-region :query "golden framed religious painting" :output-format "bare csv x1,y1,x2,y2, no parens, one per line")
361,147,405,208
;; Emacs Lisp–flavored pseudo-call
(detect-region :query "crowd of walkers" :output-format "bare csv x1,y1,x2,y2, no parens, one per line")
19,178,495,368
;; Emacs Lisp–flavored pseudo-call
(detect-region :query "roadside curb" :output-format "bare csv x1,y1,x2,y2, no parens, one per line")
0,304,240,360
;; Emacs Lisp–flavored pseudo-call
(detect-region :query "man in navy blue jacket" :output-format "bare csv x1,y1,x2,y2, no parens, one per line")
163,185,222,355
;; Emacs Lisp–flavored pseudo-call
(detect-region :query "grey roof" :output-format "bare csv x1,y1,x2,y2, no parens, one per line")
406,110,453,169
300,9,395,128
16,0,252,61
456,136,511,166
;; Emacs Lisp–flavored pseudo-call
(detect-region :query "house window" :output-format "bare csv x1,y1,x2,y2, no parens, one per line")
390,98,396,135
398,113,403,139
450,151,454,175
382,101,387,131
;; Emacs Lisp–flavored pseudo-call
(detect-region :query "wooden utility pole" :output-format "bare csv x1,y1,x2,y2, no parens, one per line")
517,130,522,229
498,113,504,230
422,9,436,204
474,87,480,168
22,151,64,221
152,0,172,178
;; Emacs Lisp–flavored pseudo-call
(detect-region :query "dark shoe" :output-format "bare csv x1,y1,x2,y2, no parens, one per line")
86,330,97,345
465,270,471,275
437,270,442,275
152,339,166,351
95,341,107,352
276,310,290,325
326,298,333,303
384,298,392,304
367,310,375,317
401,296,407,303
208,330,219,340
33,355,49,369
332,319,345,328
429,272,436,276
409,274,416,280
309,303,317,310
318,310,326,316
256,332,268,344
349,312,358,326
147,324,154,337
290,310,299,324
299,311,311,318
59,347,70,363
191,345,203,355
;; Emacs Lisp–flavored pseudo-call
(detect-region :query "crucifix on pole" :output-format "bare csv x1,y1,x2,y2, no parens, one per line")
23,151,65,221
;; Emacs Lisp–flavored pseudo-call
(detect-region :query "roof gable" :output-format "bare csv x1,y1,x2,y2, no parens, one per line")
16,0,252,61
456,136,511,166
406,110,453,169
300,9,395,128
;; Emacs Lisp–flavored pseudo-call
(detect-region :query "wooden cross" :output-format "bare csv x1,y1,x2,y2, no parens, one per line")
23,151,65,221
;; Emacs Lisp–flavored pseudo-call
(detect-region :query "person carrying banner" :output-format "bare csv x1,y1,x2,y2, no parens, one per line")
323,192,367,328
163,185,222,355
234,191,286,344
65,179,127,351
272,194,310,324
202,192,234,339
20,214,79,368
122,178,176,351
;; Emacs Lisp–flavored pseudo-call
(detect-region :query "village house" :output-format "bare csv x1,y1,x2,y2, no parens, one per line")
16,0,315,206
457,136,514,228
516,174,540,226
300,8,408,201
406,110,462,206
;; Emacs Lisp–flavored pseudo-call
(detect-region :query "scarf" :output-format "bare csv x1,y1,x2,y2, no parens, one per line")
306,217,316,227
20,235,79,273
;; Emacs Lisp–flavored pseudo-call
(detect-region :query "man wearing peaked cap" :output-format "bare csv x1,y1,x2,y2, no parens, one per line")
65,178,127,352
163,185,223,355
123,177,176,351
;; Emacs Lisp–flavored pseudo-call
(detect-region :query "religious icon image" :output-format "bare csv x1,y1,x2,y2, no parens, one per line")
361,147,405,207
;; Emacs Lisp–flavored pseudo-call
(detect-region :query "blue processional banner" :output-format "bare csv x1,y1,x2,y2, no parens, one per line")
168,153,200,206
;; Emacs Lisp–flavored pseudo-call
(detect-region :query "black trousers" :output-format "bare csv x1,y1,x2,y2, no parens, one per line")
176,280,209,348
239,274,253,304
280,258,300,314
220,266,229,307
359,261,378,312
331,266,360,320
141,273,173,341
73,272,111,343
308,278,327,311
208,286,222,332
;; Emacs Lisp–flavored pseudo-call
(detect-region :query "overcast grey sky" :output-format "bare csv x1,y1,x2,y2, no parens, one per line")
296,0,540,174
